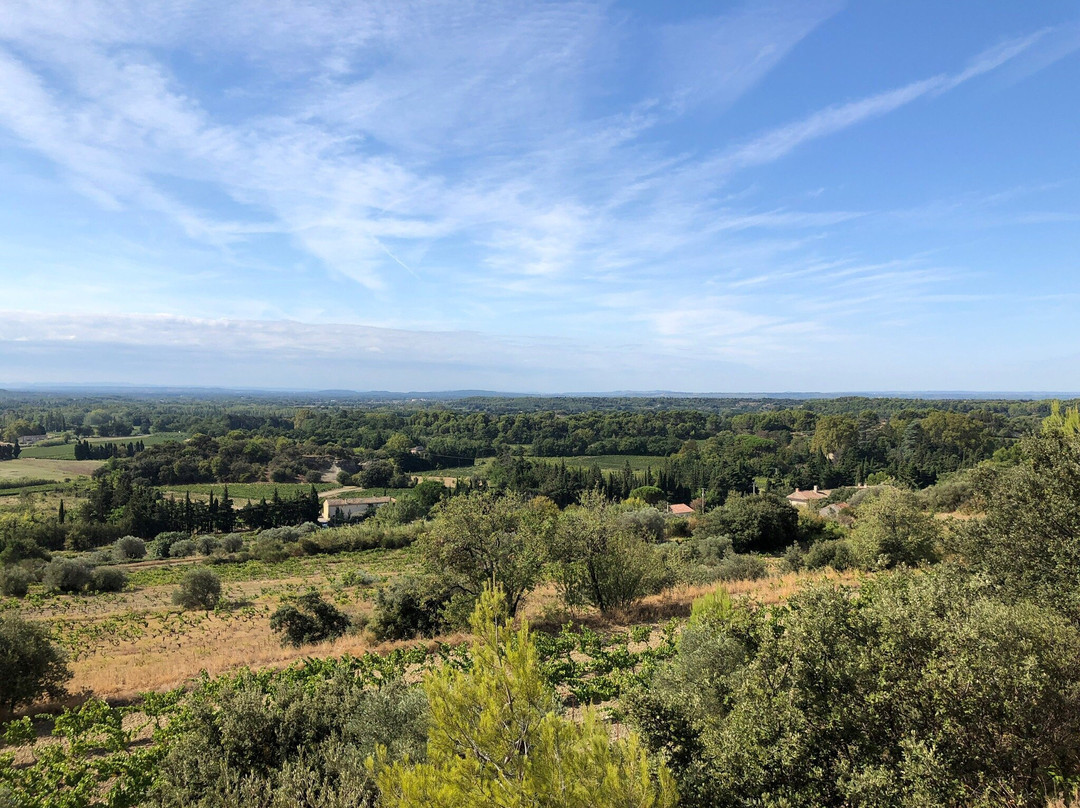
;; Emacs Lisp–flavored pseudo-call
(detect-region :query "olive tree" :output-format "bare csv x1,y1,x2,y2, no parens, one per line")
420,491,557,615
0,613,71,712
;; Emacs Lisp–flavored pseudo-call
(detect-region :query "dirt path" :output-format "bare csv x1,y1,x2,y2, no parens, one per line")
317,486,363,499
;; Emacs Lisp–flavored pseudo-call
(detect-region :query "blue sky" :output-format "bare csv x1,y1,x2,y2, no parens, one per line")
1,1,1078,392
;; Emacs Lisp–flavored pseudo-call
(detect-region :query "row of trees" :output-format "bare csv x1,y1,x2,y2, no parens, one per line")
72,439,145,460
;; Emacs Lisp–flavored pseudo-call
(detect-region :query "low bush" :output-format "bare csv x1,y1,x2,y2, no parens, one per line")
89,566,128,593
0,566,34,598
151,671,427,807
370,576,452,641
43,558,93,593
149,531,189,559
270,592,351,647
715,553,768,582
113,535,146,562
169,539,197,558
194,535,218,556
251,536,287,562
173,568,222,610
627,571,1080,808
0,613,71,711
805,538,855,571
782,543,805,572
219,533,244,553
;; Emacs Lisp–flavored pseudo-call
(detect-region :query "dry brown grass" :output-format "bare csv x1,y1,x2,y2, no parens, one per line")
12,544,861,706
523,569,863,633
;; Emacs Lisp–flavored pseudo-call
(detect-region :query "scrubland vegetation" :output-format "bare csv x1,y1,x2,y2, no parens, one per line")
2,392,1080,805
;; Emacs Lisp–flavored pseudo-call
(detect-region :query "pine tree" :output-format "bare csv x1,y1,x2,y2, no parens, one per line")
58,499,65,524
377,588,676,808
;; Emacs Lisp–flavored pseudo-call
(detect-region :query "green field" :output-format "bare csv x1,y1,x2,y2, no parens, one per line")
162,482,336,500
0,457,103,481
547,454,668,471
20,431,188,459
334,487,400,499
416,463,485,479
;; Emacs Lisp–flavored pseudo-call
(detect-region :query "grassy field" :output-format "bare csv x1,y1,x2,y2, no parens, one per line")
416,463,486,479
0,457,103,481
5,550,854,703
547,454,668,471
162,482,336,500
20,431,187,460
415,454,669,477
8,546,419,700
333,487,400,499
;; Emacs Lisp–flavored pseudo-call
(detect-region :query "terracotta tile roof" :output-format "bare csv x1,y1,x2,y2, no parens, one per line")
786,488,829,502
669,503,695,515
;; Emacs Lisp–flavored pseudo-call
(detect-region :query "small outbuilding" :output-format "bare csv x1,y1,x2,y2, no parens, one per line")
321,496,395,523
669,503,695,516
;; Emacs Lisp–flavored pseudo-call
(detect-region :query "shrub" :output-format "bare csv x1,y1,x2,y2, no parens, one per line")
0,613,71,711
194,535,218,556
151,671,427,807
113,535,146,562
849,487,940,569
341,568,378,587
618,506,666,542
173,569,222,610
715,553,768,582
89,566,128,593
251,536,286,562
149,531,188,559
804,538,854,571
88,549,114,566
0,566,34,598
219,533,244,553
627,570,1080,808
782,543,805,572
370,576,453,641
270,592,351,647
551,493,667,614
259,526,301,543
169,539,197,558
43,558,93,593
694,493,799,554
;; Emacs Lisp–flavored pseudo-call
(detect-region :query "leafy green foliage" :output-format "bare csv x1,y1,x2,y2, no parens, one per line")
693,493,799,553
89,566,128,593
803,537,855,571
376,588,677,808
172,568,222,610
628,571,1080,808
960,430,1080,620
551,493,667,613
0,565,34,597
168,539,197,558
269,592,350,647
848,487,940,568
152,671,426,808
369,576,453,641
0,612,70,711
43,558,93,593
420,490,557,615
113,535,146,561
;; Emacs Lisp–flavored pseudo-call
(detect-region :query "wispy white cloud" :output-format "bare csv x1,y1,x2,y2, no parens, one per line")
710,32,1043,175
0,3,1076,390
